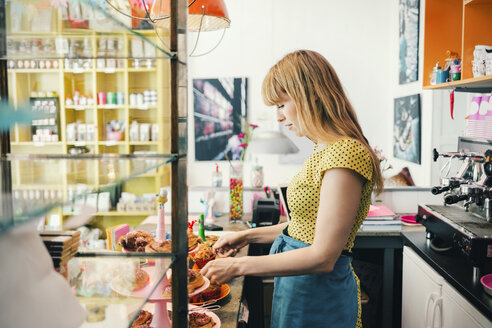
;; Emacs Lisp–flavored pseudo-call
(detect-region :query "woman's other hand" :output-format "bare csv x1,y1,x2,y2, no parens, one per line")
200,257,242,284
213,231,248,258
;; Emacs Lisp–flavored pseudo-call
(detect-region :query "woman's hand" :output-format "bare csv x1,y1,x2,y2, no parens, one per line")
200,257,242,284
213,231,248,258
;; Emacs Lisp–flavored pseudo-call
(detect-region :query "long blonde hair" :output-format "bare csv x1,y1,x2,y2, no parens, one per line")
262,50,384,194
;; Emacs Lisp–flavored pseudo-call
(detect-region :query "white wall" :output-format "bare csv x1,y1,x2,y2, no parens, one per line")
186,0,468,190
187,0,394,188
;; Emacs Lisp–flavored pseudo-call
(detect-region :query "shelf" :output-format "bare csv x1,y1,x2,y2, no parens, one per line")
465,0,492,5
98,105,125,109
66,141,97,146
128,67,157,72
11,141,63,147
95,68,125,73
65,105,95,111
129,105,157,110
129,141,158,145
0,154,178,235
99,141,126,146
63,211,153,217
70,256,174,321
423,75,492,92
9,69,60,74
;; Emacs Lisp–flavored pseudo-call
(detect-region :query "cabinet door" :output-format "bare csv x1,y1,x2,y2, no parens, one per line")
402,246,444,328
441,282,492,328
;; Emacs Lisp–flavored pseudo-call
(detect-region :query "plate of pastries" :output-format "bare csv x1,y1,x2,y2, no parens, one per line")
130,306,221,328
189,282,230,305
118,230,207,253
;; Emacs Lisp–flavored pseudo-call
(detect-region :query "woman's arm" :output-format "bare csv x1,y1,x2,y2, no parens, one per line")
213,222,288,257
201,168,364,283
242,221,289,244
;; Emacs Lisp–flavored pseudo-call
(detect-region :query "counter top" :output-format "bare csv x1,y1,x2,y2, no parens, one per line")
401,231,492,321
211,220,249,328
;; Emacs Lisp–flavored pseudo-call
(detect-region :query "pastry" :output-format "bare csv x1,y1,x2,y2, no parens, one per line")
189,311,215,328
191,244,216,269
131,310,153,328
119,230,154,252
188,231,201,251
190,282,222,303
161,269,206,297
188,269,206,293
134,268,149,291
145,240,172,253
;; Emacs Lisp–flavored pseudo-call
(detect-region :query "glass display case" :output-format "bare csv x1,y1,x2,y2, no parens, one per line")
0,0,190,326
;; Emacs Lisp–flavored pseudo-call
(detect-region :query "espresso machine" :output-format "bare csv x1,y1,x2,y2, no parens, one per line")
416,140,492,272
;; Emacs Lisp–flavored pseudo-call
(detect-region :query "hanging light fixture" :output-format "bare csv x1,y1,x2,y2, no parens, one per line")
150,0,230,31
104,0,230,55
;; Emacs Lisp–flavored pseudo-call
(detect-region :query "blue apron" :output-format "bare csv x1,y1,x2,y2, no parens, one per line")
269,228,360,328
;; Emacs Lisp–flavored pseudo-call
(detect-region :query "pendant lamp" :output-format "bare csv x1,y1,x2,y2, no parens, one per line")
150,0,230,31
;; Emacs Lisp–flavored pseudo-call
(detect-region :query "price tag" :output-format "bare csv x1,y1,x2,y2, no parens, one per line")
137,105,148,110
104,68,116,74
73,68,84,74
74,106,85,111
74,142,86,147
104,105,117,109
105,141,117,146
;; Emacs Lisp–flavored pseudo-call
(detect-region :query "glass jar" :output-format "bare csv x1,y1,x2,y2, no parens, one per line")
229,164,243,222
251,165,264,188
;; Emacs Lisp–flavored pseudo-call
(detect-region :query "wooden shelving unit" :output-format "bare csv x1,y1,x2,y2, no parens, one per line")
6,9,171,226
423,0,492,90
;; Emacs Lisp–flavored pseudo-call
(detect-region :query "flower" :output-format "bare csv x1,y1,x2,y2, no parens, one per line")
238,122,258,162
372,145,392,172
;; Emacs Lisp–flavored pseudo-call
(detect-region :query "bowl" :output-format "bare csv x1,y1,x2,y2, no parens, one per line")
480,274,492,296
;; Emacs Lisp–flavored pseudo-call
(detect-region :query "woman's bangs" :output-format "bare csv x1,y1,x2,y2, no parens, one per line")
262,69,285,106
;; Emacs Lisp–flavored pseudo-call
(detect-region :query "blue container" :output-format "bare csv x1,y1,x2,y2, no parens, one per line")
436,70,449,84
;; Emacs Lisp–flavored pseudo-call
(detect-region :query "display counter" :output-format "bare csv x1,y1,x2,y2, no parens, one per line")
140,214,249,328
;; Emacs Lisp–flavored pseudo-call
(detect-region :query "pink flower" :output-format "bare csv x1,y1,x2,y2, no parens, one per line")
249,124,259,128
238,133,246,139
239,143,248,148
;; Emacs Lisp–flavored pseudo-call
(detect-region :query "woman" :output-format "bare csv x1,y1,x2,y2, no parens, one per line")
201,50,383,328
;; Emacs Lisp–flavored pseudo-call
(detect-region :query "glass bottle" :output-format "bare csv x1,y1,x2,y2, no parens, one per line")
229,164,243,222
251,164,264,188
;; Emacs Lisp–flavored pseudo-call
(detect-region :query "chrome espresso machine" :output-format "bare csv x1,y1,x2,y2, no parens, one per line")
416,138,492,270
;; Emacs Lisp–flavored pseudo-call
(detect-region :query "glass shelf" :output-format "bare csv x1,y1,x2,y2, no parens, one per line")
0,153,178,235
69,254,174,327
1,0,174,61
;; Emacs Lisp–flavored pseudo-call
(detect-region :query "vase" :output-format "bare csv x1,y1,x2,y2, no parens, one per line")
229,164,243,222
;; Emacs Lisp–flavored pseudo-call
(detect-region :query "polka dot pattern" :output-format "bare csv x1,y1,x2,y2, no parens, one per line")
286,139,374,249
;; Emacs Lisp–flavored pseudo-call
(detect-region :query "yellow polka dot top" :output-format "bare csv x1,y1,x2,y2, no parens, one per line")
286,139,374,249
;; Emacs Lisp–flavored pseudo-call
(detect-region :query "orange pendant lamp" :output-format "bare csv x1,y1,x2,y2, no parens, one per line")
151,0,230,31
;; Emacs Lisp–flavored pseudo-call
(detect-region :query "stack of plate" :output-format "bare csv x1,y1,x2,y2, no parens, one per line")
40,230,80,277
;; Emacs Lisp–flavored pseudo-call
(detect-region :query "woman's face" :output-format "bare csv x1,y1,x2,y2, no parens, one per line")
276,94,303,137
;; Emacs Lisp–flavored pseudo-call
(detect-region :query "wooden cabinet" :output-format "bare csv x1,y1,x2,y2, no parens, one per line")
402,246,491,328
423,0,492,90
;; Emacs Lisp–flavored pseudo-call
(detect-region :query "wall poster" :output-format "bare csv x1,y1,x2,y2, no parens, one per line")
193,77,248,161
393,94,421,164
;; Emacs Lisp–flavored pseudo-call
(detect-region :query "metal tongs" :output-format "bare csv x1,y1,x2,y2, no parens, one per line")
191,299,221,312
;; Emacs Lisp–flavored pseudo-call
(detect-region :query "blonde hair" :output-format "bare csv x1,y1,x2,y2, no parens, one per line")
262,50,384,194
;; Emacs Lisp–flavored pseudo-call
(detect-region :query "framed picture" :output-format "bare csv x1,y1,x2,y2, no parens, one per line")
399,0,420,84
193,77,248,161
393,94,421,164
